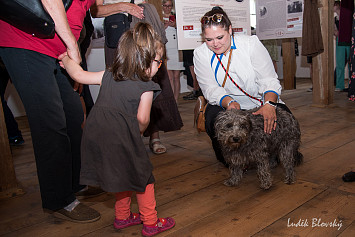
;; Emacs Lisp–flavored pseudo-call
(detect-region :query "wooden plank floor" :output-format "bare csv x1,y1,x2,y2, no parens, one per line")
1,78,354,237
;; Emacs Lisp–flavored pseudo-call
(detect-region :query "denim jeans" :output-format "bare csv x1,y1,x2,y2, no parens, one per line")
0,48,84,210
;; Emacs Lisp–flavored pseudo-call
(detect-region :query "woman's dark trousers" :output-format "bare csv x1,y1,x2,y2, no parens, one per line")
0,48,84,210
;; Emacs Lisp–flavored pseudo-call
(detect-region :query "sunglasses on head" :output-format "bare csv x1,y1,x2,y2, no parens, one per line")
153,59,163,68
200,14,224,25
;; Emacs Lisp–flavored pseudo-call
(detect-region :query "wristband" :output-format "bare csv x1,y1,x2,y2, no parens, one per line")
265,101,277,108
227,100,238,107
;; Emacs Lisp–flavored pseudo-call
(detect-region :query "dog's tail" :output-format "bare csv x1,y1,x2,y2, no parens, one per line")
294,151,303,166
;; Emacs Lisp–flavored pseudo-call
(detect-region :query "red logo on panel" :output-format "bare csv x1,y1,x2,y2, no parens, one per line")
183,25,193,30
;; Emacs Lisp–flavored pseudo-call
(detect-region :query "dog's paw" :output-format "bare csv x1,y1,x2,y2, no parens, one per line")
284,173,296,184
284,178,296,185
260,182,272,190
223,178,239,187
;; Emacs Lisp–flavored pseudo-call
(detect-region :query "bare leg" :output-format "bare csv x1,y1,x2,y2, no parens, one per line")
149,131,166,154
189,65,200,91
167,70,174,95
172,70,181,102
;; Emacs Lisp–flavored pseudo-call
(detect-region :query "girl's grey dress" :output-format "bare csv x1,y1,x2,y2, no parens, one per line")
80,70,161,192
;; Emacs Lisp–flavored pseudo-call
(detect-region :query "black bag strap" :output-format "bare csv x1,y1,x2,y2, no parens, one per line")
63,0,73,11
128,0,135,23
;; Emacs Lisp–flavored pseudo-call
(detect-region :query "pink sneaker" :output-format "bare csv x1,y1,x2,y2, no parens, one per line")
142,217,175,236
113,212,142,229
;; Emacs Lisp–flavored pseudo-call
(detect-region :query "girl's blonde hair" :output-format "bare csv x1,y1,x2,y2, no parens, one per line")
110,22,163,82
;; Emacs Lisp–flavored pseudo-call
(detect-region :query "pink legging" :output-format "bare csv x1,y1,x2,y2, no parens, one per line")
115,183,158,225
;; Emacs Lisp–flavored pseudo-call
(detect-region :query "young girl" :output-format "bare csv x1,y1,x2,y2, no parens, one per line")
59,22,175,236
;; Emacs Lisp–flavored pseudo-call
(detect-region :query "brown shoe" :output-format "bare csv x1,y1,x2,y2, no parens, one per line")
53,203,101,223
75,186,105,199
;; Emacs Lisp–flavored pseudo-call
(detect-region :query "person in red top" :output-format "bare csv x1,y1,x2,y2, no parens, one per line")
0,0,100,223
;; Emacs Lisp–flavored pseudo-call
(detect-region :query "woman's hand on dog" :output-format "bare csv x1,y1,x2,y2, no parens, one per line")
227,101,241,110
253,105,277,134
222,97,241,110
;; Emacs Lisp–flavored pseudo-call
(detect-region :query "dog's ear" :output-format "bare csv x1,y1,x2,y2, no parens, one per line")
215,111,228,131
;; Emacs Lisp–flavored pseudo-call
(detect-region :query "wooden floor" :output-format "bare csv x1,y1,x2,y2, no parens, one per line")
1,78,354,237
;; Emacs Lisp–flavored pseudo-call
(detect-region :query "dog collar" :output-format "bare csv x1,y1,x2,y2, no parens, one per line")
265,101,277,108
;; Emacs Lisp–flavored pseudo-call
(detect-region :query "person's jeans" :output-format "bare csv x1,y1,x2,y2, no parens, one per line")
0,48,84,210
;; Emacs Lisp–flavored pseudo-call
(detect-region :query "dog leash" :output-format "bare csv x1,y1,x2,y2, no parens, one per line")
215,52,263,106
221,49,233,87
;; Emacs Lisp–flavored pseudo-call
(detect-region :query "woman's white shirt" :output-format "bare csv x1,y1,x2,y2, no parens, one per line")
193,34,282,110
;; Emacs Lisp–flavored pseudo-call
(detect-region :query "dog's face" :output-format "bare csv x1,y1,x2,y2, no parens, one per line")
215,109,251,149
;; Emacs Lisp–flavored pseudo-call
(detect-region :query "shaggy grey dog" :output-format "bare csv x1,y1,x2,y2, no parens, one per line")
215,107,303,190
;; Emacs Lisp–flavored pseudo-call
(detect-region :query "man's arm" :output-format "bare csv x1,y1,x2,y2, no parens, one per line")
91,0,144,19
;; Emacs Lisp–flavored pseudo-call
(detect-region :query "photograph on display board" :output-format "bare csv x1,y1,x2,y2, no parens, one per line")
259,6,267,18
256,0,303,40
175,0,250,50
287,0,303,14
